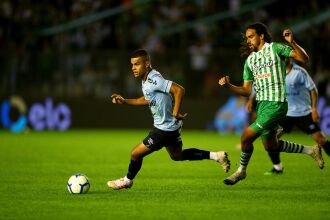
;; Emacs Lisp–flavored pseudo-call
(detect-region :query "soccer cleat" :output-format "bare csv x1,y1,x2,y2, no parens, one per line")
107,177,133,190
264,168,283,176
216,151,231,173
224,170,246,185
310,145,324,169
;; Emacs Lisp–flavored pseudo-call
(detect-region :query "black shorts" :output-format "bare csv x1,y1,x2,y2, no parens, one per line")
143,127,183,151
279,113,321,135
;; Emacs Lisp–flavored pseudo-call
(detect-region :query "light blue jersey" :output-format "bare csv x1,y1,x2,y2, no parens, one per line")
286,63,316,117
142,69,182,131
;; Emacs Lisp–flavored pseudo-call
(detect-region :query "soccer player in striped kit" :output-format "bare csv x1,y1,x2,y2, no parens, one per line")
218,22,324,185
108,49,230,190
263,58,330,175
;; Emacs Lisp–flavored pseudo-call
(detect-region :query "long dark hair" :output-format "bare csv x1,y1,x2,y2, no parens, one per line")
240,22,272,57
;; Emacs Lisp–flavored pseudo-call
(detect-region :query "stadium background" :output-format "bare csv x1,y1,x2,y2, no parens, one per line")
1,2,330,220
0,0,330,131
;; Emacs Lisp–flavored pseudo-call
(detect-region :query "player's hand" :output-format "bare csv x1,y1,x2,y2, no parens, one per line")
174,112,188,120
111,94,126,104
219,76,230,87
311,108,319,122
283,29,293,43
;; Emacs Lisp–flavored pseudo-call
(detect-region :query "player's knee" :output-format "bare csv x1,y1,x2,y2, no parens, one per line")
130,151,143,161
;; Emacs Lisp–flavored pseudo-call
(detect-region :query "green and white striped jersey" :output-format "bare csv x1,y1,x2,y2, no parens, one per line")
243,42,293,102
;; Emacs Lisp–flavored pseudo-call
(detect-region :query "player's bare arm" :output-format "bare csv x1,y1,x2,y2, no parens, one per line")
170,82,187,120
111,94,148,106
283,29,309,64
218,76,252,97
246,93,256,113
310,88,319,122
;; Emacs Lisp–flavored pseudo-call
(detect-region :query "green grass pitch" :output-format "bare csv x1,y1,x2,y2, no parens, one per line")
1,129,329,220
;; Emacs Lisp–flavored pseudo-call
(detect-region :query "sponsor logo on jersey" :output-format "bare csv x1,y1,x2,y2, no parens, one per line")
254,73,271,80
286,91,299,96
252,61,274,73
147,78,157,85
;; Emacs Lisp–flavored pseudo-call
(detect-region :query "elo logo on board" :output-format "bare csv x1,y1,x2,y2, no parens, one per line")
0,96,71,132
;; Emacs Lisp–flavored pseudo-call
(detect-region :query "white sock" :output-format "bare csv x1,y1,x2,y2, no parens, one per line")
238,165,246,172
124,176,132,182
209,152,218,160
273,163,283,171
302,146,313,154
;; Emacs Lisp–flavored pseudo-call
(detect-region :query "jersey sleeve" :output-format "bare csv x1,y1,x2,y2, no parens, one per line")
302,71,316,91
273,42,293,58
243,60,253,81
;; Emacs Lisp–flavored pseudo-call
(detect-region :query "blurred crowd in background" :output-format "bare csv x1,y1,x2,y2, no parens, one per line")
0,0,329,100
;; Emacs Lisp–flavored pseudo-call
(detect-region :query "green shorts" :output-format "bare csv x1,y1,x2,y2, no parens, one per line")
250,101,288,140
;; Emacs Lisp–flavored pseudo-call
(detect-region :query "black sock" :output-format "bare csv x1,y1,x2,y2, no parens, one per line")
321,140,330,156
268,151,281,165
126,160,142,180
181,148,210,160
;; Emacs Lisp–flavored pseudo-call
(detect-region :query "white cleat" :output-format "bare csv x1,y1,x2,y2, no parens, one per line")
224,170,246,185
107,177,133,190
216,151,230,173
310,145,324,169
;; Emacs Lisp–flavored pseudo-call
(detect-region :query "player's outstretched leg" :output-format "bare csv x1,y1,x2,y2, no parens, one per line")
180,148,230,172
310,145,324,169
107,176,133,190
279,140,324,169
215,151,230,173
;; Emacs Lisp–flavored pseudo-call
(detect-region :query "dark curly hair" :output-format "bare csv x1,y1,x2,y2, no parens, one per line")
240,22,272,57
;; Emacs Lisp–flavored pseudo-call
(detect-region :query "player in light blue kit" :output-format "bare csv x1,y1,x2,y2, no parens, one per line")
107,49,230,190
264,58,330,174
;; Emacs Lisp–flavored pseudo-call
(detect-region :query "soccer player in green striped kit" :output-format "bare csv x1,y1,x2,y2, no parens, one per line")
219,22,324,185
